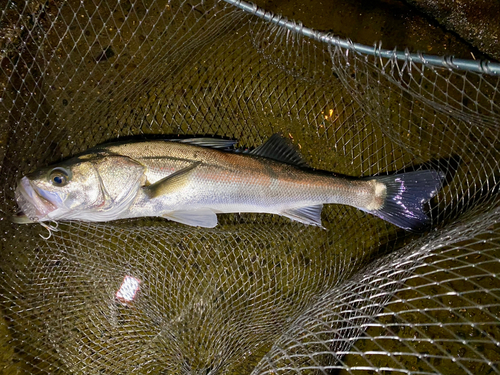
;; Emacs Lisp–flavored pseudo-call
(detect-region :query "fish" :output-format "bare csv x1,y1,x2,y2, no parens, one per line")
13,134,445,231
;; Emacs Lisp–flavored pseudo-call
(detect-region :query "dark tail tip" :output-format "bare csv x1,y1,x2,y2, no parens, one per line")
368,170,445,232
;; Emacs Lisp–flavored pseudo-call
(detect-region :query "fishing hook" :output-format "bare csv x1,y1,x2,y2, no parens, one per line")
39,221,59,240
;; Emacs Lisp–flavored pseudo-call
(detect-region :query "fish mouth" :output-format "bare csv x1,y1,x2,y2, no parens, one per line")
13,177,57,223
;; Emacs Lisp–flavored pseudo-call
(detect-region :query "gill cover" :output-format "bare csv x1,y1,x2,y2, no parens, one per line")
70,153,146,221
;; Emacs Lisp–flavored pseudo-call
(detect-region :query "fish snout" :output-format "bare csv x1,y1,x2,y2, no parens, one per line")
14,177,56,222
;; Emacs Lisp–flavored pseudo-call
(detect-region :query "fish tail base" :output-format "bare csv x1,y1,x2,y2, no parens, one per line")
364,170,445,231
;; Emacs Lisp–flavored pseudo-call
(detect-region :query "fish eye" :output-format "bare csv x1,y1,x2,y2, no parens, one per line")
49,168,71,187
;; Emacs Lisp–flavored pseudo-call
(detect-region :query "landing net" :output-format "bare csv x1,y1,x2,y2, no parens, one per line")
0,0,499,374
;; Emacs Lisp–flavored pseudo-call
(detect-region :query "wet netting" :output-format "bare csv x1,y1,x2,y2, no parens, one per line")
0,0,499,374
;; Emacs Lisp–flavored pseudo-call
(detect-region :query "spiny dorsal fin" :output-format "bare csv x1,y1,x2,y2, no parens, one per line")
250,134,308,167
172,138,237,149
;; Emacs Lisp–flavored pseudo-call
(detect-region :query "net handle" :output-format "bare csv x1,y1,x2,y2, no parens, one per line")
223,0,500,76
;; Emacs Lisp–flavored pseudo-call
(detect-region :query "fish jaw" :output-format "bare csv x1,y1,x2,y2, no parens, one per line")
14,177,57,223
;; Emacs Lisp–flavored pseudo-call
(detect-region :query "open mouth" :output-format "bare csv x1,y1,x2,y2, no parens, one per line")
13,177,56,223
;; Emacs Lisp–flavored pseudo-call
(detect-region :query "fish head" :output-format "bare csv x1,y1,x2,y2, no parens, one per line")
14,154,105,222
14,152,146,223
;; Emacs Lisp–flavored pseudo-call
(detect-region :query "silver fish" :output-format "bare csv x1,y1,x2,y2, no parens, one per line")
14,134,444,231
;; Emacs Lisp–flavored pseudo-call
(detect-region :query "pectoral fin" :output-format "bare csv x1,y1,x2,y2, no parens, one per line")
162,209,218,228
144,162,201,199
281,205,325,228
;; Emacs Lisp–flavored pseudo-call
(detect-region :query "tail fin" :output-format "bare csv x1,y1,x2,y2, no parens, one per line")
365,170,445,231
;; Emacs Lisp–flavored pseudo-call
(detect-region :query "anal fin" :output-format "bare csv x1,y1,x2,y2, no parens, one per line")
162,209,218,228
281,204,324,228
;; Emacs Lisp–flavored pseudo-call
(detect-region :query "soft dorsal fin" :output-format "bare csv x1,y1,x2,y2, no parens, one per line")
250,134,308,167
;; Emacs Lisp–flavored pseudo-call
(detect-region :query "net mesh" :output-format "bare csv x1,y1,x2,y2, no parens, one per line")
0,0,499,374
